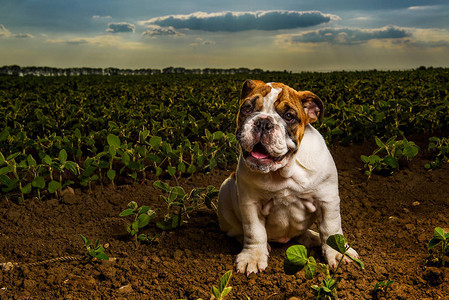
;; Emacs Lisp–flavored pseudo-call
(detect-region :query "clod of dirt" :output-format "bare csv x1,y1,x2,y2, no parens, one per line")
423,267,444,286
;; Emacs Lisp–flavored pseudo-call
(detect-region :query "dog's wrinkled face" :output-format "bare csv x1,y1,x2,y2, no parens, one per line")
236,80,323,173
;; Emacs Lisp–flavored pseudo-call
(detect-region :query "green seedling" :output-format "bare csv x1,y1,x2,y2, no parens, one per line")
0,152,25,202
373,280,394,299
425,137,449,170
427,227,449,266
361,136,419,177
153,180,218,231
211,270,233,300
41,150,78,198
119,201,157,247
27,154,46,200
80,234,109,261
284,234,364,300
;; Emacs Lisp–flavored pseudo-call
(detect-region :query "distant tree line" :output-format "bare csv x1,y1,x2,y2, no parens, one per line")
0,65,275,76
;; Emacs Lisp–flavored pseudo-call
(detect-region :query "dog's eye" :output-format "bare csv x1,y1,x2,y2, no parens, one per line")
283,112,297,123
241,103,253,115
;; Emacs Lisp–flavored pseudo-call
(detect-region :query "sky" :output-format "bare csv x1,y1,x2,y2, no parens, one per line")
1,0,448,72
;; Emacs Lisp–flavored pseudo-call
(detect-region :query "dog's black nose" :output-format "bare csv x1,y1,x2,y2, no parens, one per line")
255,118,274,132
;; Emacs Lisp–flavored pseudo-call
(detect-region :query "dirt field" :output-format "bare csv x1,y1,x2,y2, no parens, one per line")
1,134,448,299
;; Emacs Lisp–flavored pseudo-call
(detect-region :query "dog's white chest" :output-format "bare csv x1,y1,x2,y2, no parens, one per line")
259,185,317,242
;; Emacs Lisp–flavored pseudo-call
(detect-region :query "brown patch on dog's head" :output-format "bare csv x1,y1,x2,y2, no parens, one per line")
272,86,307,148
237,80,272,128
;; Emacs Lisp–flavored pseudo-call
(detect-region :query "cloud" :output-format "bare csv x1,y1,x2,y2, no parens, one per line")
285,26,411,45
106,22,135,33
407,5,438,11
190,37,215,46
0,24,11,37
142,25,183,37
47,35,144,49
93,15,111,20
0,24,33,39
140,10,340,32
13,33,34,39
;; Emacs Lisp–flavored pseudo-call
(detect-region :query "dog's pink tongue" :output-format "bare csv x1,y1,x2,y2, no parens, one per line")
251,151,269,159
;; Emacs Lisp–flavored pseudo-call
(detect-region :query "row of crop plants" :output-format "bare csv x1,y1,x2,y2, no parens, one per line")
1,69,448,202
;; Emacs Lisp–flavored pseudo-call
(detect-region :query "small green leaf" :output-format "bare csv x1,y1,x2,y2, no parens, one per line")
80,234,88,244
119,208,135,217
374,136,385,149
403,144,419,158
213,131,224,140
109,145,117,157
43,155,52,165
167,166,176,176
6,152,20,161
138,206,150,214
127,201,138,209
95,253,109,260
107,134,121,148
221,286,232,297
153,180,170,192
59,149,68,164
27,154,37,167
21,183,32,194
211,286,220,298
64,161,79,175
137,213,151,228
360,155,369,163
170,186,185,201
107,169,116,181
384,155,399,168
304,256,317,279
326,234,347,254
121,152,131,166
32,176,45,189
149,136,162,149
187,164,196,173
177,162,186,173
345,254,365,269
218,270,232,293
155,166,163,177
428,239,442,250
286,245,309,266
433,227,446,240
0,166,13,175
48,180,61,193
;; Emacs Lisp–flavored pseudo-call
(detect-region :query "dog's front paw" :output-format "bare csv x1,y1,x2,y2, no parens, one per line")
322,244,359,270
235,246,269,276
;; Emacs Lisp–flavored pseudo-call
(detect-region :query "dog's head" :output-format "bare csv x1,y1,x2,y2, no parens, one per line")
236,79,323,173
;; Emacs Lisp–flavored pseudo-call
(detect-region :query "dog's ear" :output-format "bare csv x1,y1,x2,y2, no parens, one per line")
241,79,265,100
298,91,324,123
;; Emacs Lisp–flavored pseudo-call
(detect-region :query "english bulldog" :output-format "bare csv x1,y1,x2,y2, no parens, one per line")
217,80,358,275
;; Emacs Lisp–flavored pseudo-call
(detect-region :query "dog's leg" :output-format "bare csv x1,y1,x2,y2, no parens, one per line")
318,200,359,269
217,175,243,238
235,200,269,276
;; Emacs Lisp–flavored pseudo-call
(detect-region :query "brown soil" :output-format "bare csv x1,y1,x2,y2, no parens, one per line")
1,136,449,300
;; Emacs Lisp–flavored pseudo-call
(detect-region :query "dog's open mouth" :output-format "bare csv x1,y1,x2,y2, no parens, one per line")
243,143,284,162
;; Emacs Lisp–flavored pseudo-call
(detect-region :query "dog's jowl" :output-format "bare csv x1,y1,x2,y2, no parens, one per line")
217,80,359,275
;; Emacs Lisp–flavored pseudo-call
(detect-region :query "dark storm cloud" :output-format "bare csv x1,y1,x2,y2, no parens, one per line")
289,26,411,44
141,10,340,32
142,26,182,37
106,22,135,33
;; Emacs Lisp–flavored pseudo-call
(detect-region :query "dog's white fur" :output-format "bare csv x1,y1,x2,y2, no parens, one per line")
218,82,358,275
